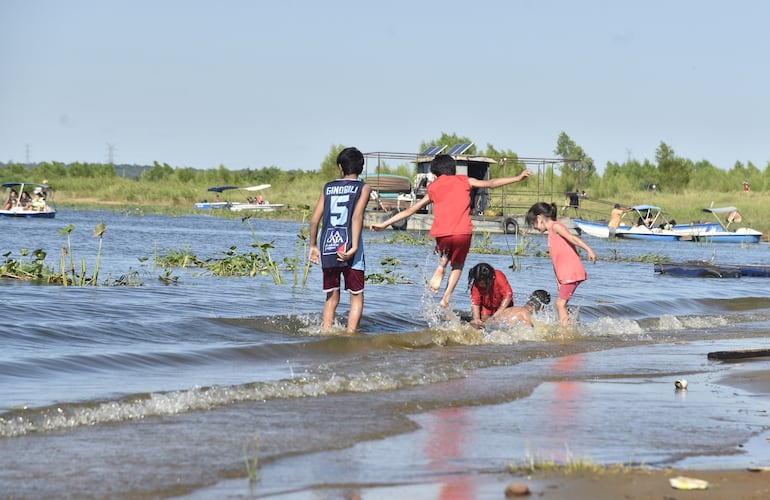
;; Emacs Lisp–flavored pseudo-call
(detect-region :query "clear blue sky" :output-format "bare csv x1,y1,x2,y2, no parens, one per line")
2,0,768,173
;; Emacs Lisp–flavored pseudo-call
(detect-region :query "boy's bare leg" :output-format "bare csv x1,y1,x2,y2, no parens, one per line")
439,263,463,308
429,254,449,292
346,292,363,335
322,290,340,331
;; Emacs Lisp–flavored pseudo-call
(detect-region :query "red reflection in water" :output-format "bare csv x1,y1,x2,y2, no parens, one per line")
547,353,585,461
424,407,476,500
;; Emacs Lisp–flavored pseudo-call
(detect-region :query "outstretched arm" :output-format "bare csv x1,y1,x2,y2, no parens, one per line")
469,169,533,189
370,195,432,231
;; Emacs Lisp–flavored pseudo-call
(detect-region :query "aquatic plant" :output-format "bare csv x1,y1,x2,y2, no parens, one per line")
282,220,312,286
242,434,261,485
365,256,413,284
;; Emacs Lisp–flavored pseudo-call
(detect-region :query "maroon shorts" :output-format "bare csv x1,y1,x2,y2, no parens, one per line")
557,281,581,300
434,234,472,267
323,267,365,294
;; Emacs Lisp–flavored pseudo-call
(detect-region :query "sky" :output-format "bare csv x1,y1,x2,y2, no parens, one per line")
2,0,769,173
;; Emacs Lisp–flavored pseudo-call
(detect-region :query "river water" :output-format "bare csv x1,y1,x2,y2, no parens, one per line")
1,209,769,499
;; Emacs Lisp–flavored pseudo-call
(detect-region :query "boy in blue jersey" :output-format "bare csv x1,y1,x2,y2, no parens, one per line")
309,147,372,334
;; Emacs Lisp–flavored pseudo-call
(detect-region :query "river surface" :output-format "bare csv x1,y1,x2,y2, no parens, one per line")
1,209,769,499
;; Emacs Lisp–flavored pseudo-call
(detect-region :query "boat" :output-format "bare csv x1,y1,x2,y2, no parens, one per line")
688,207,762,244
614,205,681,241
194,185,242,209
227,184,284,212
194,184,284,212
0,182,56,218
654,260,770,278
572,218,627,238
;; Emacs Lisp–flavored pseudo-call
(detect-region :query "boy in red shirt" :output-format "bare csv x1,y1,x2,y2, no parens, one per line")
371,154,532,308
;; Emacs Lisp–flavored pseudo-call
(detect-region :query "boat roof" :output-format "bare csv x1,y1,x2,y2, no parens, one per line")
630,204,662,211
702,206,738,214
2,182,53,190
206,185,240,192
241,184,271,192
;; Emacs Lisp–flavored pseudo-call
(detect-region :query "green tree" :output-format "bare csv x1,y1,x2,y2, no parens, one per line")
319,144,346,180
419,132,476,156
553,131,596,191
655,141,691,192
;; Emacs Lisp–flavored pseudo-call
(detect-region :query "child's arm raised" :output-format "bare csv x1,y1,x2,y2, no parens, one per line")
469,169,533,189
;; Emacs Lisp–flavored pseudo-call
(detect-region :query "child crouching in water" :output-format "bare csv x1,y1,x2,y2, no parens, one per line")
525,202,596,327
467,262,514,329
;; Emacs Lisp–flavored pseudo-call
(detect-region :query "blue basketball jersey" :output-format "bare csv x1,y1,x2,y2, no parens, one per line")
319,178,366,270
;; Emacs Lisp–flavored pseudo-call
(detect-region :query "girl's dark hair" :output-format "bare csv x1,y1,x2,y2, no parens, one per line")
525,202,558,226
467,262,495,291
430,154,456,177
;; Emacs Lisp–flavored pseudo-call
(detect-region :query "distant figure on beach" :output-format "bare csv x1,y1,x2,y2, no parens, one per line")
371,154,533,309
309,147,371,335
526,202,596,328
466,262,513,329
487,289,551,328
608,203,629,238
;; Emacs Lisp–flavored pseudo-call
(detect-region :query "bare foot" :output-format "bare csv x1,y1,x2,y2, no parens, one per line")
429,268,444,292
439,297,449,309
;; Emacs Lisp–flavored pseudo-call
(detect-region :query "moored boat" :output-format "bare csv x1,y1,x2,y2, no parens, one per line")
0,182,56,218
688,207,762,244
614,205,681,241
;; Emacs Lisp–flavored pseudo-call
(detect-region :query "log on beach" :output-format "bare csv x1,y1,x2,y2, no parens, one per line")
707,348,770,360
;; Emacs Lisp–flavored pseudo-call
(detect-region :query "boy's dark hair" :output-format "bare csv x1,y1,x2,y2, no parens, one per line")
337,147,365,176
526,289,551,312
525,201,558,226
430,154,456,177
467,262,495,291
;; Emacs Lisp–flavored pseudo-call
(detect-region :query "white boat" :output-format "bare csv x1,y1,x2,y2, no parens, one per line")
572,218,626,238
0,182,56,218
688,207,762,244
227,184,284,212
614,205,681,241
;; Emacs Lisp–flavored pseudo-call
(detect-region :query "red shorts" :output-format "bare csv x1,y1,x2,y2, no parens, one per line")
323,267,365,294
434,234,472,267
558,281,582,300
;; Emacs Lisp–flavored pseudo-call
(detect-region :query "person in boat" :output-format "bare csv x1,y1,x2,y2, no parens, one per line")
19,191,32,209
256,194,263,205
526,202,596,328
308,146,372,335
608,203,630,238
2,188,18,210
371,154,533,309
486,289,552,328
31,192,47,211
467,262,514,329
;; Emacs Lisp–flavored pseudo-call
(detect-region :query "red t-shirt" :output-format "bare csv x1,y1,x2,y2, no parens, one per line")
470,269,513,311
427,175,472,237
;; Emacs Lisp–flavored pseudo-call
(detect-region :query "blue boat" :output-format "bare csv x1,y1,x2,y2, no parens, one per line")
688,207,763,244
0,182,56,218
654,260,770,278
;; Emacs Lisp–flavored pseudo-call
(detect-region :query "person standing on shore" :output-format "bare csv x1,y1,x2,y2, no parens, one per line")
526,202,596,328
371,154,532,309
309,147,372,334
